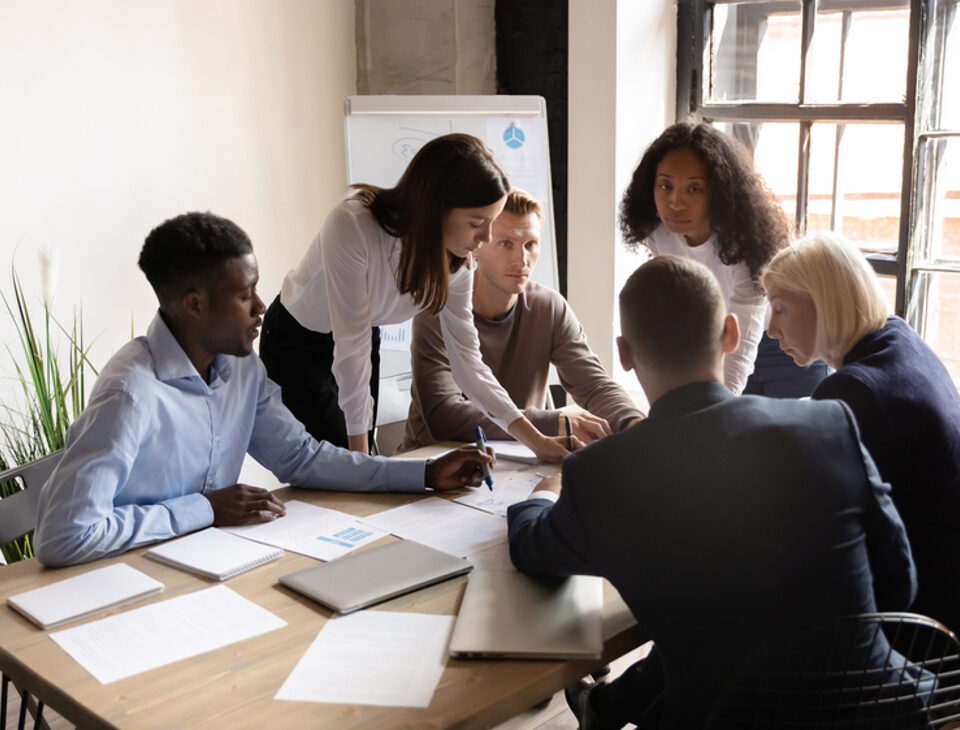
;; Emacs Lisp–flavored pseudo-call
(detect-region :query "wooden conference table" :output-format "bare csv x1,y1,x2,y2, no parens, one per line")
0,444,645,730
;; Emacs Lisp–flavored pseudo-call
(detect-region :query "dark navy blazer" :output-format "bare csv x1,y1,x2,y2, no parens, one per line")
813,315,960,632
508,381,916,730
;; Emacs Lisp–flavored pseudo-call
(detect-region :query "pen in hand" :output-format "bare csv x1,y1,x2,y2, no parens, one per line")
473,426,494,491
564,415,573,451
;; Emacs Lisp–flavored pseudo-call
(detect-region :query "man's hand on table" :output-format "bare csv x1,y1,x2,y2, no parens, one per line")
425,445,495,490
205,484,287,526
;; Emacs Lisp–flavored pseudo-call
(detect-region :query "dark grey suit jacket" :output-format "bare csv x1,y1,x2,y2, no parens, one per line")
508,381,916,729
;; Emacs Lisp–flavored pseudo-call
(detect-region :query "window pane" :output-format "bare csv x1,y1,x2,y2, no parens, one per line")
915,136,960,265
942,2,960,129
806,7,909,103
877,275,897,312
806,123,904,254
926,0,960,131
714,122,799,230
910,271,960,386
708,2,802,103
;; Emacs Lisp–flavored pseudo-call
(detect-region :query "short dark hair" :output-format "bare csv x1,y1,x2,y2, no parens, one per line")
138,212,253,300
352,133,510,314
619,256,725,372
619,122,790,281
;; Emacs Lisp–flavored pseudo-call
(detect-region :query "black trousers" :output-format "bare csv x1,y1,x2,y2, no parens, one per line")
259,296,380,451
589,647,665,729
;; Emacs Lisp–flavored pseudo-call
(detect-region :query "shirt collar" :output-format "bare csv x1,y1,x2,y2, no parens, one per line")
474,295,520,328
146,312,233,386
646,380,733,421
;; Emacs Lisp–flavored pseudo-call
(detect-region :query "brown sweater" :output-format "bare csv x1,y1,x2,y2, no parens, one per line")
399,281,644,451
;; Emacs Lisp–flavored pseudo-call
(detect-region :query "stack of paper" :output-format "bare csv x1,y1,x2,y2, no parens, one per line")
7,564,164,630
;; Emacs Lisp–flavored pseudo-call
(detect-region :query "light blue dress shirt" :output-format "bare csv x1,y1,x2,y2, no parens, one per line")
34,313,426,566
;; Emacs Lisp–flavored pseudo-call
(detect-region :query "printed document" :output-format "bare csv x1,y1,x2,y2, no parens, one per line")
454,462,557,518
363,497,506,560
223,500,386,561
276,611,453,707
49,585,286,684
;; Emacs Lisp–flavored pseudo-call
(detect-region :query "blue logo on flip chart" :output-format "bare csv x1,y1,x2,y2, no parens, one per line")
503,125,525,149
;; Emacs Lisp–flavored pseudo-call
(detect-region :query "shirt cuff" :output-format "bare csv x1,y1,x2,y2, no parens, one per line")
526,408,560,436
386,457,429,492
528,489,560,503
163,492,216,535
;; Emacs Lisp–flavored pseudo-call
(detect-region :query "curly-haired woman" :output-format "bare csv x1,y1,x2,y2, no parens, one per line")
619,122,827,396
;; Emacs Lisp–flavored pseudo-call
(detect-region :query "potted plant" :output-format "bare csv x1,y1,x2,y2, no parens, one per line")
1,257,96,563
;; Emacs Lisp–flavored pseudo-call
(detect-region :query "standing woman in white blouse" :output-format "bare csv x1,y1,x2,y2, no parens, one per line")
618,122,828,396
260,133,571,460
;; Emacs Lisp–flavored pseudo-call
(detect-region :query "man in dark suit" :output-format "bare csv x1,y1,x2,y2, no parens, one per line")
507,256,917,729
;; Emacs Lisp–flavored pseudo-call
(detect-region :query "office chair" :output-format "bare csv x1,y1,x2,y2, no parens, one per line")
706,612,960,729
0,450,62,730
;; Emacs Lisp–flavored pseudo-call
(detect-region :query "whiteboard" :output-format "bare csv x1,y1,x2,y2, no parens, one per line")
343,96,559,427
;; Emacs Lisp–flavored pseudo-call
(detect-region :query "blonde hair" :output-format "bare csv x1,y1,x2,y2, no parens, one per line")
762,231,889,364
502,188,544,223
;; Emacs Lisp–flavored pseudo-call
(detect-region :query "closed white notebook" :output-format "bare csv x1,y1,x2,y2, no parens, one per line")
146,527,283,581
7,563,164,630
486,440,538,464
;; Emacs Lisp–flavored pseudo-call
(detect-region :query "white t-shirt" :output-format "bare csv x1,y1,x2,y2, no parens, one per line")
647,224,766,395
280,197,523,435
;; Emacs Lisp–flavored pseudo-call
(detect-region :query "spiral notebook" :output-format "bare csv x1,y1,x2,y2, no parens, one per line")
146,527,284,581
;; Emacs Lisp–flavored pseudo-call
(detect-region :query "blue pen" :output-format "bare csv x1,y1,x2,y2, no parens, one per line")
473,426,494,491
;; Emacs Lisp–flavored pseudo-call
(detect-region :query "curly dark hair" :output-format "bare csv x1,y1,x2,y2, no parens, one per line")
618,122,791,281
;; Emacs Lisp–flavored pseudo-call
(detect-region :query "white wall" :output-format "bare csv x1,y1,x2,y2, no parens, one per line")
568,0,676,407
0,0,356,387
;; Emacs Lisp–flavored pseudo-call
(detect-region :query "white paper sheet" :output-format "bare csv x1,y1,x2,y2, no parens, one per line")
454,462,558,518
49,585,286,684
223,500,386,561
363,497,506,559
276,611,454,707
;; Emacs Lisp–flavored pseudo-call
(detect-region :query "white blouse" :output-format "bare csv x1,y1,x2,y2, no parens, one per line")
280,197,524,435
647,224,766,395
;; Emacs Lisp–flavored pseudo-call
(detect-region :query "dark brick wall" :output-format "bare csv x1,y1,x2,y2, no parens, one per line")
495,0,568,296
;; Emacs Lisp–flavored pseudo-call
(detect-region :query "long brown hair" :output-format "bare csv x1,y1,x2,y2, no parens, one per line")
353,133,510,314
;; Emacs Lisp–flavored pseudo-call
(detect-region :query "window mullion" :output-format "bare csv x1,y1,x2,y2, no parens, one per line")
798,0,816,104
796,121,812,235
900,0,929,320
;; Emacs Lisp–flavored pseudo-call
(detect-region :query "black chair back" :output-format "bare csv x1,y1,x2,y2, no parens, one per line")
707,612,960,729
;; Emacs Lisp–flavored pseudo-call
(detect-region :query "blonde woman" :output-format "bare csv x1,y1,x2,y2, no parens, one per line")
763,230,960,632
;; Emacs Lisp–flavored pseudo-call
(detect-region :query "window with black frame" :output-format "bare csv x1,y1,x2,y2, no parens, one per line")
676,0,960,382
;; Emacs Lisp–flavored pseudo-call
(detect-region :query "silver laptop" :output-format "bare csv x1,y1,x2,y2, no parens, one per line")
449,571,604,660
279,539,472,615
